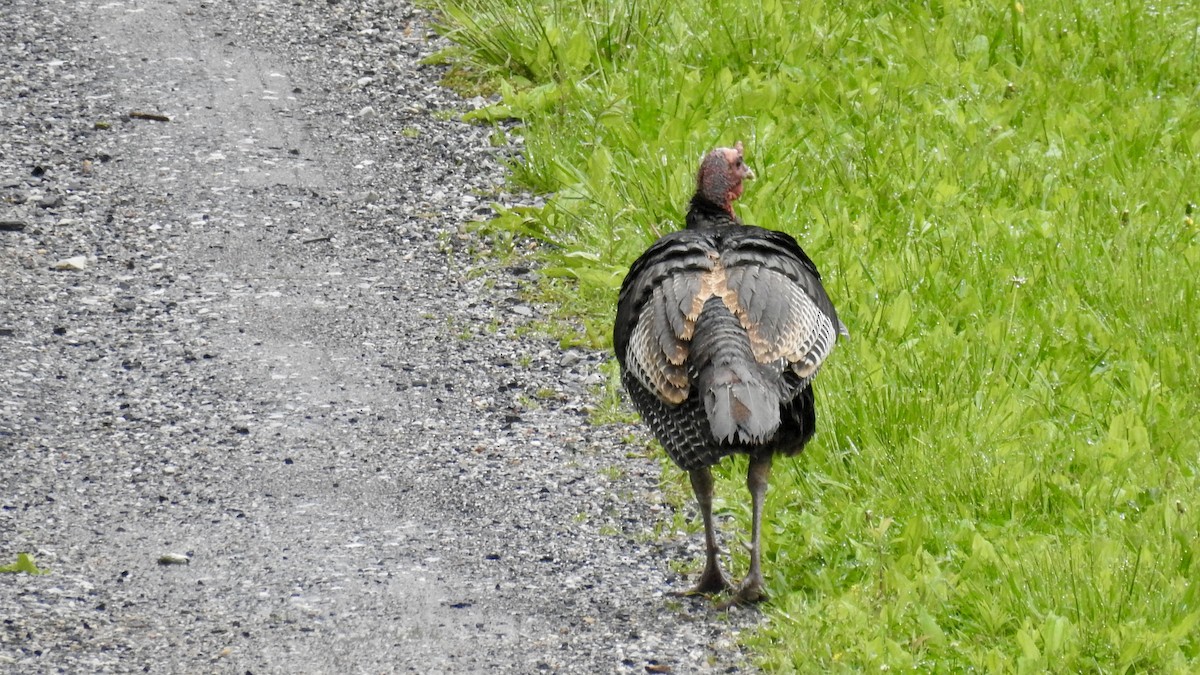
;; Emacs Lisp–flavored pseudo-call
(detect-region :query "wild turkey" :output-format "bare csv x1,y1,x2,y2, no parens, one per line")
614,141,846,605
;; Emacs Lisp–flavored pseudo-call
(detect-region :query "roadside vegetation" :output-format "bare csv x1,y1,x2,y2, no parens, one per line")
432,0,1200,669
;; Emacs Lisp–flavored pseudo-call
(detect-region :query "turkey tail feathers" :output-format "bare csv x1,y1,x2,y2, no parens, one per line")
691,298,782,444
701,365,781,444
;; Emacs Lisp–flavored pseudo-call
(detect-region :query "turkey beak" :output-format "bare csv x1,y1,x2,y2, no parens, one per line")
744,164,756,181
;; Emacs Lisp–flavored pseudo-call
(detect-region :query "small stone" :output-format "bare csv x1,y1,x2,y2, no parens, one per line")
158,553,190,565
0,220,27,232
51,255,89,271
358,105,377,119
38,194,64,209
510,304,534,318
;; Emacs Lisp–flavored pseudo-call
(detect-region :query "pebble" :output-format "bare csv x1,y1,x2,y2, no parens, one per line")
51,255,89,270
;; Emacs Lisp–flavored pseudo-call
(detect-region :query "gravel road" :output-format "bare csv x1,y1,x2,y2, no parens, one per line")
1,0,759,671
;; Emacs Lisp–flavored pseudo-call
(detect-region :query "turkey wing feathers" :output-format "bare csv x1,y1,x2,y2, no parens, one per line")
615,226,842,407
615,232,715,404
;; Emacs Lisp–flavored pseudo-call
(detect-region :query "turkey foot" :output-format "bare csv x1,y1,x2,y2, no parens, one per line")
715,575,767,609
672,558,734,597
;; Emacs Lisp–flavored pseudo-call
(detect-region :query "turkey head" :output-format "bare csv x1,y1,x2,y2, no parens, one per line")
696,141,755,216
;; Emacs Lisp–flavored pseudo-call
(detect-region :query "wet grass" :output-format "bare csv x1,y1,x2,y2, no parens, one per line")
433,0,1200,670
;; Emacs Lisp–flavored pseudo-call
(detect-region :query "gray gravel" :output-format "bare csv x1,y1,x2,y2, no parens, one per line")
0,0,760,672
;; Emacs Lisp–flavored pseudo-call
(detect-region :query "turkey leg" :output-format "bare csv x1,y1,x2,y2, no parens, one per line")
727,454,772,606
677,467,733,596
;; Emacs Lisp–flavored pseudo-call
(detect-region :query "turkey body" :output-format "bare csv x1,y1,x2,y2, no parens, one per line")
613,146,844,604
614,224,841,470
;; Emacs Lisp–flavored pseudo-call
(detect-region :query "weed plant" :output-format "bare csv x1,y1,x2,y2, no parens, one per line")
435,0,1200,670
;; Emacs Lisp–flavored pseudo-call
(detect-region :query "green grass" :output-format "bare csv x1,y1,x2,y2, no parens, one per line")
0,552,50,575
434,0,1200,670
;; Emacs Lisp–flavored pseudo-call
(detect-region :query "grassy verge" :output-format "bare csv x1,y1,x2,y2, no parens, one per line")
433,0,1200,669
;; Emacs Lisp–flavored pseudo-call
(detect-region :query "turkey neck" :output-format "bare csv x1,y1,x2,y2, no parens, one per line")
685,193,740,230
